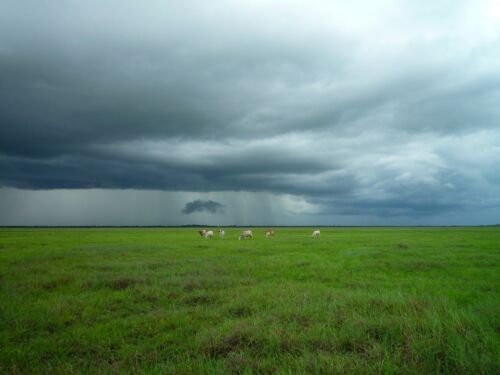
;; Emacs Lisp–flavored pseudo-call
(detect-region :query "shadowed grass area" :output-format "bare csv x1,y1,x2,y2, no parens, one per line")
0,227,499,374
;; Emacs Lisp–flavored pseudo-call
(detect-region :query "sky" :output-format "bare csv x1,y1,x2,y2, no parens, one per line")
1,0,500,226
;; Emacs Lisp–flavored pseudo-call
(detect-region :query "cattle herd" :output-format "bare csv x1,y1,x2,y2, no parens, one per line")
198,229,321,239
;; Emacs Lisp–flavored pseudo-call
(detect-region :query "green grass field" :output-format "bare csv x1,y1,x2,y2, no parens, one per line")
0,227,499,374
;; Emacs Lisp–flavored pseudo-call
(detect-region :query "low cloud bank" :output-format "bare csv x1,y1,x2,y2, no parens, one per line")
182,200,225,215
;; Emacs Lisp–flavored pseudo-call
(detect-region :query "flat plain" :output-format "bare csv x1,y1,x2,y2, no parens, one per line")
0,227,499,374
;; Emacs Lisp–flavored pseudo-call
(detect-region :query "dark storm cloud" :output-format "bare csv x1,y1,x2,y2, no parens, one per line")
1,0,499,222
182,200,225,215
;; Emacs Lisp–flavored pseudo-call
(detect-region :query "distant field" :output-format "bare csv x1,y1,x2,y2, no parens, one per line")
0,227,499,374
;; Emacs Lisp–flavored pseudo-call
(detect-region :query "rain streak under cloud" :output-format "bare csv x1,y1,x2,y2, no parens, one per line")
1,0,500,226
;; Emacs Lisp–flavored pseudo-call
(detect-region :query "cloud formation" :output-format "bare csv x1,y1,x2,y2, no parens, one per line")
0,0,499,224
182,200,225,215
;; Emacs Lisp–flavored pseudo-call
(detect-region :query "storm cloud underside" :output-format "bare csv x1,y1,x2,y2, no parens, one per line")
1,0,500,225
182,200,225,215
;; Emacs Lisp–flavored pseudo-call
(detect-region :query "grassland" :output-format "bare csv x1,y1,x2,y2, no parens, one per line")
0,227,499,374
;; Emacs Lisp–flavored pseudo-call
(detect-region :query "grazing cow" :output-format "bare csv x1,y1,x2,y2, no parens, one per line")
219,229,225,239
312,230,321,237
198,229,206,237
204,230,214,239
265,229,275,238
238,230,253,240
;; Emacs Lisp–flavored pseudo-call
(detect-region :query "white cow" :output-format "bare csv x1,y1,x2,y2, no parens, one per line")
219,229,225,239
238,230,253,240
199,229,213,238
265,229,275,238
312,230,321,237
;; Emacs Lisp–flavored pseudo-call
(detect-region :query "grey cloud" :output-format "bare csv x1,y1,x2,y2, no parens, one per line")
182,200,225,215
0,0,500,223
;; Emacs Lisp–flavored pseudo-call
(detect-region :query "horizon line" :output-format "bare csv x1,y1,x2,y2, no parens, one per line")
1,225,499,228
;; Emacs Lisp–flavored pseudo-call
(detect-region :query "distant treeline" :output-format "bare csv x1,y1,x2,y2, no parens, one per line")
1,225,499,228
